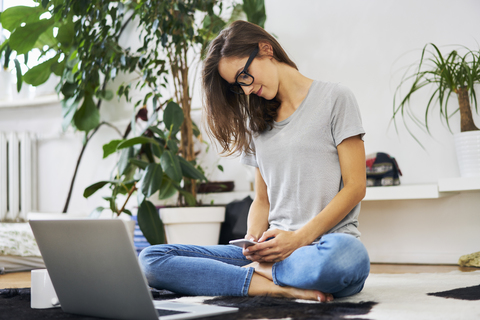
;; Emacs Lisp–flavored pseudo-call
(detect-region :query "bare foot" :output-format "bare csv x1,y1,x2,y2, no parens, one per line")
248,273,334,302
281,285,334,302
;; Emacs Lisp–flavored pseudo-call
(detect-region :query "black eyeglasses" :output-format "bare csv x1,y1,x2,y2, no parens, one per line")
229,46,259,95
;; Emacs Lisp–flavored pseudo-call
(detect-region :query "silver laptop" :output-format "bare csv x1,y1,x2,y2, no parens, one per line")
29,219,238,320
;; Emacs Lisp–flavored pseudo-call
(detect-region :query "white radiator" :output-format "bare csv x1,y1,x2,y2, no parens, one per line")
0,132,37,222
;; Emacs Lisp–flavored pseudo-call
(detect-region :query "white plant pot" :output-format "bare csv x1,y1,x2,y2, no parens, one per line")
454,131,480,177
159,206,226,245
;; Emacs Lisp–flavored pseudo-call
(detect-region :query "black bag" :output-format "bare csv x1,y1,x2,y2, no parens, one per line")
366,152,402,187
218,196,253,244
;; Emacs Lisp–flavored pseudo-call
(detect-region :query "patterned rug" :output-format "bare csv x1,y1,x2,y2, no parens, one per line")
0,288,375,320
1,270,479,320
337,270,480,320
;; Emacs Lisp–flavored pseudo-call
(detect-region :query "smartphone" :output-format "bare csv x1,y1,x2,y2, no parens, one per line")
229,239,257,248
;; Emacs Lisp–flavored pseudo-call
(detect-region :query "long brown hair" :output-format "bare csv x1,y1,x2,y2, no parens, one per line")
202,20,297,156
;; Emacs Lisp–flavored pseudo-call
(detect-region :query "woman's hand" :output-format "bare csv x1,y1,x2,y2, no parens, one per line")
243,229,306,263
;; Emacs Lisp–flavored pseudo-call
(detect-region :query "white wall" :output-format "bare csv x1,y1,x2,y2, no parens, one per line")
1,0,479,263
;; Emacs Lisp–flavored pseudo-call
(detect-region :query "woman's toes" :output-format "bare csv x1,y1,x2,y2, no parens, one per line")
316,292,334,302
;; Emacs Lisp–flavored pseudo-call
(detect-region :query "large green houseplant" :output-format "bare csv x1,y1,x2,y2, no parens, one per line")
1,0,266,244
393,43,479,143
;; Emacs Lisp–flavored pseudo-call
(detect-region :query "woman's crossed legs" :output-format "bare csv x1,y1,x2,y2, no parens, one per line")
138,233,369,301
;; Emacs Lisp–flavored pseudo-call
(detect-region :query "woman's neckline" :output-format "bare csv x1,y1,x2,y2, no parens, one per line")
274,80,317,125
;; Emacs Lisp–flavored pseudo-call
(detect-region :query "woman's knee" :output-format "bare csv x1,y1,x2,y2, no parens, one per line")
138,245,172,275
274,233,369,290
314,233,370,293
319,233,370,272
281,233,370,293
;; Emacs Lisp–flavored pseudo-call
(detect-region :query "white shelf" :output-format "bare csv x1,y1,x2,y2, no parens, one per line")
197,179,480,204
363,184,450,201
438,177,480,192
0,94,61,109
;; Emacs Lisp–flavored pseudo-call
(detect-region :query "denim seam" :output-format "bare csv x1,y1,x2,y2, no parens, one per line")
164,248,247,263
241,267,255,296
272,262,280,286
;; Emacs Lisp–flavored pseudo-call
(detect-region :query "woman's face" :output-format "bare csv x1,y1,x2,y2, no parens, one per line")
218,47,278,100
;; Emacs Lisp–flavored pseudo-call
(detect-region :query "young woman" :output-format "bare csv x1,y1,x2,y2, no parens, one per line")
139,20,370,302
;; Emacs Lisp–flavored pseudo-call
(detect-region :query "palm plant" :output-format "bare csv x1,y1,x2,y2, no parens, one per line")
393,43,480,147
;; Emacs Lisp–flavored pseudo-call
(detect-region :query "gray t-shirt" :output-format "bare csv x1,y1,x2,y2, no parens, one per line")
240,80,365,239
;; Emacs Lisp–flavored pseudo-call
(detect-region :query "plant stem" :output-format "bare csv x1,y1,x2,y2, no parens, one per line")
457,86,479,132
117,182,137,216
179,44,196,201
62,121,122,213
62,125,101,213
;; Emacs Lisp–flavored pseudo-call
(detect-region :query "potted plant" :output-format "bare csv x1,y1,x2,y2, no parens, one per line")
2,0,266,245
393,43,480,177
84,0,266,246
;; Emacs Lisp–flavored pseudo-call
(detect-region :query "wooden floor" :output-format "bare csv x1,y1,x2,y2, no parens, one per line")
0,264,478,289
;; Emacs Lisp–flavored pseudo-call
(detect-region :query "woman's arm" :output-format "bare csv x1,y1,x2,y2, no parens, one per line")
293,134,366,244
247,135,366,262
244,168,270,241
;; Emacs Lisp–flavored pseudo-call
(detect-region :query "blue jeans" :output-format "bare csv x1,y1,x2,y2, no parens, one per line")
138,233,370,298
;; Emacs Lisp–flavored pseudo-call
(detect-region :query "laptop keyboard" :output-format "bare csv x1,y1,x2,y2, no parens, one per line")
156,308,189,316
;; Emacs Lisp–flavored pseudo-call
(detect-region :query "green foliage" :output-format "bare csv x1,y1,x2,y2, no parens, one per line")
1,0,266,244
393,43,480,147
137,200,165,245
163,102,184,135
242,0,266,28
139,163,163,198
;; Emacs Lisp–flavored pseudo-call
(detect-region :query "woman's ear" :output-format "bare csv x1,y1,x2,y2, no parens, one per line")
258,41,274,57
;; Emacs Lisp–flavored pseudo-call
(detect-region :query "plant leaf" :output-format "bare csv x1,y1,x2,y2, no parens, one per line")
118,147,135,176
0,6,44,32
137,200,165,245
9,18,55,54
163,101,184,134
178,156,207,181
73,94,100,132
160,150,182,182
158,176,177,200
117,136,159,149
129,158,149,170
23,55,58,86
84,181,113,198
13,59,22,92
56,18,75,47
167,139,178,154
149,126,166,140
139,163,163,198
34,24,56,49
103,139,123,158
242,0,266,28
